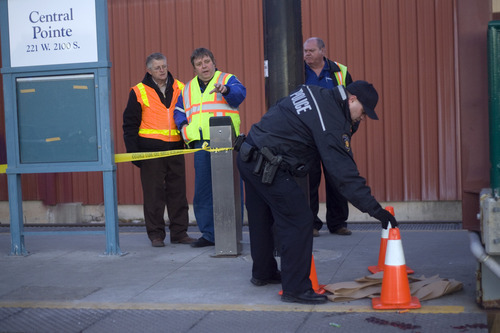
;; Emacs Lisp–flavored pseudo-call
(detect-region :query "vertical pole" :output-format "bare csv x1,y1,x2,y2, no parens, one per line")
8,173,27,256
488,21,500,199
98,62,124,255
262,0,308,196
263,0,304,108
102,169,124,255
210,116,242,256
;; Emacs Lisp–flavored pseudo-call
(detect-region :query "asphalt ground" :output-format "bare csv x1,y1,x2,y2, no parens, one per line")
0,223,496,332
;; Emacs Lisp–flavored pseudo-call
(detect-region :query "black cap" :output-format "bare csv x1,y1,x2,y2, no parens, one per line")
346,80,379,120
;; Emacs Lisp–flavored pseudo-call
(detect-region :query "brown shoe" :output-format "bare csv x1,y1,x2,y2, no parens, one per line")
152,239,165,247
332,227,352,236
313,229,320,237
171,236,197,244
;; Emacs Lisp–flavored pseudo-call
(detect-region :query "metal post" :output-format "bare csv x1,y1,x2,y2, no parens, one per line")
210,116,242,256
488,21,500,199
7,173,27,256
263,0,308,197
263,0,304,107
102,169,125,256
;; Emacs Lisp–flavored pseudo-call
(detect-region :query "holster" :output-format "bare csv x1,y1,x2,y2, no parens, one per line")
233,133,246,152
239,141,255,162
259,147,283,185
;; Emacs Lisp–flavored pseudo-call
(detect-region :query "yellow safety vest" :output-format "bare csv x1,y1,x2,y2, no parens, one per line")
133,80,184,142
181,71,240,143
332,61,348,87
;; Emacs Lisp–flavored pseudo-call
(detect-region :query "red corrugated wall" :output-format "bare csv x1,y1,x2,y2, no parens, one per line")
0,0,488,207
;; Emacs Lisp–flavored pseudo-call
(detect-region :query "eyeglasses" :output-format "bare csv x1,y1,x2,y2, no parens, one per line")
152,65,167,72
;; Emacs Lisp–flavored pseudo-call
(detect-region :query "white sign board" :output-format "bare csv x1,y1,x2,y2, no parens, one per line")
8,0,98,67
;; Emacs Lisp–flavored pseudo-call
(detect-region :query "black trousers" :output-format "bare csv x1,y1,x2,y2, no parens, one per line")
140,154,190,242
309,159,348,232
237,153,313,294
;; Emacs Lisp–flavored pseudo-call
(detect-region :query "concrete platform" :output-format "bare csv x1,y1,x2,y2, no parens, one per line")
0,223,494,332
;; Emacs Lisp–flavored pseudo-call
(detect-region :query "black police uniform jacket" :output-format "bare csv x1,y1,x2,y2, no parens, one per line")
246,84,384,217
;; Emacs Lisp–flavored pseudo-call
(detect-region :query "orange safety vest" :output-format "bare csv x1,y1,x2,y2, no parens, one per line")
132,79,184,142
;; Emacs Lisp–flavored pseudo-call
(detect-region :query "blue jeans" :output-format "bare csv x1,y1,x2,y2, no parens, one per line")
193,141,214,242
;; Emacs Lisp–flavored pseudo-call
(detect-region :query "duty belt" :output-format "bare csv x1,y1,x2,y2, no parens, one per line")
239,141,289,184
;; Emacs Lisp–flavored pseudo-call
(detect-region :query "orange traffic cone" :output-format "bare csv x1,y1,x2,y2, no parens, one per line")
372,228,421,309
309,254,326,294
279,254,325,295
368,206,414,275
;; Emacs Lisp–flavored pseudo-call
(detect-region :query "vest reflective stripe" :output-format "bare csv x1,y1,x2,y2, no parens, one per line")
137,83,150,107
138,128,180,136
133,79,184,142
333,62,348,87
182,71,240,143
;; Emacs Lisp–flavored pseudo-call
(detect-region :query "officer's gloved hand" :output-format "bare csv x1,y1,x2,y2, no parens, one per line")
373,209,398,229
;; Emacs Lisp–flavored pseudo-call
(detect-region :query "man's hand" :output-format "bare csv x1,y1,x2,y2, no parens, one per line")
180,125,188,142
373,209,398,229
210,83,227,94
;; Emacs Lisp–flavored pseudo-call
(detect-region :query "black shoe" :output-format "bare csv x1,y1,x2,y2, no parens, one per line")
250,271,282,286
190,237,215,248
281,289,328,304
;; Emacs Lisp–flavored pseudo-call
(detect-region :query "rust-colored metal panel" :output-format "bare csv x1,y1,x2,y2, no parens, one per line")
399,0,423,201
436,0,460,200
416,0,439,201
0,0,489,211
380,0,404,201
363,0,387,201
239,0,266,130
457,0,491,230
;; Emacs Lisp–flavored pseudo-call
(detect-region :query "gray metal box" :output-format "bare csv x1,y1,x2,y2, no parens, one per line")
480,190,500,255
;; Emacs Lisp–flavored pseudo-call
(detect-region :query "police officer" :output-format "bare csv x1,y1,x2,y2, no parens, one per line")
237,81,398,304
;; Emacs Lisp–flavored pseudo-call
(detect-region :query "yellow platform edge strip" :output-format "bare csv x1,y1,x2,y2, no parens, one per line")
0,301,466,314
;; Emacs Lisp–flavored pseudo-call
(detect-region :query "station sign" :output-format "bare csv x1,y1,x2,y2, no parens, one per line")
7,0,98,67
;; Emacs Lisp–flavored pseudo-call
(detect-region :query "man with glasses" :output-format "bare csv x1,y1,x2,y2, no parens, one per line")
123,52,195,247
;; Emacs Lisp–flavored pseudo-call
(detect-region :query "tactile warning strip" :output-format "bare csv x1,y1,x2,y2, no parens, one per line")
0,222,462,234
0,307,488,333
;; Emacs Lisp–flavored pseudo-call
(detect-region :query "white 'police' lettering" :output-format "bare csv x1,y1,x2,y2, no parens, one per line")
290,88,312,114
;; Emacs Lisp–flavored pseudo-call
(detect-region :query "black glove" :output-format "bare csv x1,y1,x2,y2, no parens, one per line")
373,209,398,229
132,160,142,168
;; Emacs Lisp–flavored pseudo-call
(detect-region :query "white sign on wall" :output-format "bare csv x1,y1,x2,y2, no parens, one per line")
8,0,98,67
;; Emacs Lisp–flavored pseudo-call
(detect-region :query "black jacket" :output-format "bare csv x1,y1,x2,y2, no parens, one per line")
246,84,382,216
122,71,182,154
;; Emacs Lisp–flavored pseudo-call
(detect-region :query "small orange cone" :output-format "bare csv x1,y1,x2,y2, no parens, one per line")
279,254,325,295
309,254,326,294
372,228,421,310
368,206,414,275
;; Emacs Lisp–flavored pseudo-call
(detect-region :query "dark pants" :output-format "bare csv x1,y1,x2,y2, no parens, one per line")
237,153,313,294
140,154,190,242
309,160,348,232
192,141,215,242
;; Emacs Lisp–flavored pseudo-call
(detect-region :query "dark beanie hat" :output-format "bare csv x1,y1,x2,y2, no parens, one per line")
346,80,379,120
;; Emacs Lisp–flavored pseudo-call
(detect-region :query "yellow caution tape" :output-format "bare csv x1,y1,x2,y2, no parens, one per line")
0,145,233,173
